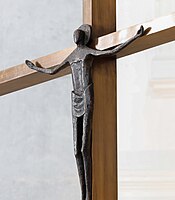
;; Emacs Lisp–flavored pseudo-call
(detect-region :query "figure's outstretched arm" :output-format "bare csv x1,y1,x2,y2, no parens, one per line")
25,59,69,75
92,25,145,57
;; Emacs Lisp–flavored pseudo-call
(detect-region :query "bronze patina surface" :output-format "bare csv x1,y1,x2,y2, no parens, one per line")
26,24,144,200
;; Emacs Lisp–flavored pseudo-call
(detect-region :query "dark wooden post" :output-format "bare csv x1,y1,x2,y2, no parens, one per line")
83,1,117,200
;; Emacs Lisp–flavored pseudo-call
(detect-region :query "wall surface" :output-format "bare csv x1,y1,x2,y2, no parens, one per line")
0,0,81,199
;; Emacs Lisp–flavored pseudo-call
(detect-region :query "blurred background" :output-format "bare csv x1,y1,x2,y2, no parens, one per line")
0,0,174,199
118,1,175,199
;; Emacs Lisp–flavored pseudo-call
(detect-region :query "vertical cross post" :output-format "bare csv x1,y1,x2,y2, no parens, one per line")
83,1,117,200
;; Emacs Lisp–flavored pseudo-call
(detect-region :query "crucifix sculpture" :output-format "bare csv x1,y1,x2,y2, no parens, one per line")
25,24,145,200
0,0,174,200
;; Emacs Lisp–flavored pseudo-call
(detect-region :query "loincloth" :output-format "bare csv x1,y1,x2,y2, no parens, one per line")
71,84,93,117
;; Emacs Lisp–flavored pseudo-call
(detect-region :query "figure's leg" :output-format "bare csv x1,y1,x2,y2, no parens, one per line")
81,109,93,200
73,115,86,200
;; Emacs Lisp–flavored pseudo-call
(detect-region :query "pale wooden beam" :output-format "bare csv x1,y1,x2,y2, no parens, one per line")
0,47,74,96
96,13,175,57
83,0,117,200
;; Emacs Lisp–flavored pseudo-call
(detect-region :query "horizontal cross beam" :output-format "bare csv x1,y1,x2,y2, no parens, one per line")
97,12,175,57
0,13,174,96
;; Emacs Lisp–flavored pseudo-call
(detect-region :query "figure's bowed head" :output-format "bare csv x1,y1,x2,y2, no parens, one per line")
73,24,92,46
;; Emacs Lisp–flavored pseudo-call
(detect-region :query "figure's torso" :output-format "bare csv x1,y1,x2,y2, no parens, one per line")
70,52,93,95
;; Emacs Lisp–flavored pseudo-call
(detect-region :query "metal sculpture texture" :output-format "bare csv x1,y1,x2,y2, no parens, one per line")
25,24,145,200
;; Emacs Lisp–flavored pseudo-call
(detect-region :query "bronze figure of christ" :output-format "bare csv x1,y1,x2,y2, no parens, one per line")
25,24,145,200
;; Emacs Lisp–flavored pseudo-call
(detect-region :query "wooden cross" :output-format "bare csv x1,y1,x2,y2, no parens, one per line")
0,0,174,200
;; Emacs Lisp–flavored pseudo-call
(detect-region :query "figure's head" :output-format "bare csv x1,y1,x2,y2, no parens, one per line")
73,24,92,46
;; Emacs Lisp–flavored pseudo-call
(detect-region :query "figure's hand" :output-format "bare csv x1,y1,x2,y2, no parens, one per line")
25,60,40,70
136,25,144,37
25,60,50,74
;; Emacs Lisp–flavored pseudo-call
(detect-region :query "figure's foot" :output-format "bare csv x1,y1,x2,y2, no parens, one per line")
137,25,144,37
